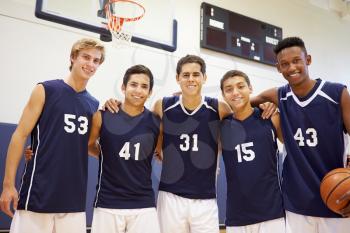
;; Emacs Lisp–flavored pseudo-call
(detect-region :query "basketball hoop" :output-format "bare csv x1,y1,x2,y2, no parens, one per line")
105,0,145,43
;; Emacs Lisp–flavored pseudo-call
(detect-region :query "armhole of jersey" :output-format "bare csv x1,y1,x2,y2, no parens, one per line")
162,97,170,113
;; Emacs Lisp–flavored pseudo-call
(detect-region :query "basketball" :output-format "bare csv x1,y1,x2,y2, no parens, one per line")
320,168,350,214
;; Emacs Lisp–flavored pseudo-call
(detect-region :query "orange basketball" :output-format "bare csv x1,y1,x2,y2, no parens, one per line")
320,168,350,214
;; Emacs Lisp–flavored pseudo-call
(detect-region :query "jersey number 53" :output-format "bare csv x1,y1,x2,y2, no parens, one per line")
64,114,88,135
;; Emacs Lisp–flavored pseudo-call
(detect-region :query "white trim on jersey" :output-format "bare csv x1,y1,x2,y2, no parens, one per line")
94,142,104,207
271,129,276,142
163,98,181,113
164,96,217,116
318,91,338,104
25,124,40,210
280,80,338,107
18,162,28,203
276,150,283,192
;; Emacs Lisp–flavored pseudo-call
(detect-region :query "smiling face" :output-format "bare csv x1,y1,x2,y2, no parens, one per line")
70,48,102,81
122,73,152,108
276,46,312,88
176,62,206,97
222,75,252,112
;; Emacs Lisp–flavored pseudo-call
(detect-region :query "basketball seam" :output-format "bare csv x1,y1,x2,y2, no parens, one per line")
325,176,350,207
322,171,350,182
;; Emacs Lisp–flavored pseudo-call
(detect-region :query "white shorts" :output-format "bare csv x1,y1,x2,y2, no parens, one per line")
286,210,350,233
91,207,160,233
10,210,86,233
226,217,286,233
157,191,219,233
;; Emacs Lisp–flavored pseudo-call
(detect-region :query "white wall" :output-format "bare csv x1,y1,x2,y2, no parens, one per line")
1,0,349,123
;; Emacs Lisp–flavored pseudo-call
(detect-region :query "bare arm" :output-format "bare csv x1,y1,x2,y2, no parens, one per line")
152,98,163,119
154,124,164,161
152,99,163,160
88,111,102,158
336,87,350,217
271,111,284,143
0,84,45,217
218,100,232,120
102,98,121,113
251,87,279,107
341,87,350,135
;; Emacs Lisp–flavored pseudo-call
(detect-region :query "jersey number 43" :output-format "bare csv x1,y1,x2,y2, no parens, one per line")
294,128,318,147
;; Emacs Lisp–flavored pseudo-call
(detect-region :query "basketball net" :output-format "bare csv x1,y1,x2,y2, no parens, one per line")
105,0,145,44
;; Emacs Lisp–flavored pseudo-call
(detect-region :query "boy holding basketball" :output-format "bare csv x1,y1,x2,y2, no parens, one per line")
0,38,105,233
252,37,350,232
220,70,285,233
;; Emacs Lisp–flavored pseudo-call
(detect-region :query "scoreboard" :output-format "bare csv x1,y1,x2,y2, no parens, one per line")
200,2,282,66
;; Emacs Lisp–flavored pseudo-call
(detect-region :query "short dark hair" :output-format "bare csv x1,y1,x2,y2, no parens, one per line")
220,70,251,91
176,55,206,75
273,37,307,55
123,65,154,91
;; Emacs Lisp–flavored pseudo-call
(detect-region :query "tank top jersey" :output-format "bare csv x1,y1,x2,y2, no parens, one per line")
159,95,220,199
221,108,284,226
278,78,348,217
18,79,99,213
94,108,160,209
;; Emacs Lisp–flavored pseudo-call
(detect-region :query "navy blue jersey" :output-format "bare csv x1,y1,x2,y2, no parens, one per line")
18,79,99,213
278,79,348,217
159,96,220,199
221,108,284,226
94,108,160,209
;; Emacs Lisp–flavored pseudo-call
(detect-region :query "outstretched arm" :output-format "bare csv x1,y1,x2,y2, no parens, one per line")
0,84,45,217
88,111,102,158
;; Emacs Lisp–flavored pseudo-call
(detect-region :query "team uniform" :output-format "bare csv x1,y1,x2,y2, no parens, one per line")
92,109,161,233
12,79,99,233
157,95,220,233
220,108,285,233
278,79,350,233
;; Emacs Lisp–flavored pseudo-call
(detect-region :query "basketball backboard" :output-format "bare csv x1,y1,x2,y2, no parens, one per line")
35,0,177,52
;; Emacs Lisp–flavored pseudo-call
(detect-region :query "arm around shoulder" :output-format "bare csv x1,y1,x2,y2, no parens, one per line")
251,87,279,107
152,98,163,119
218,100,232,120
